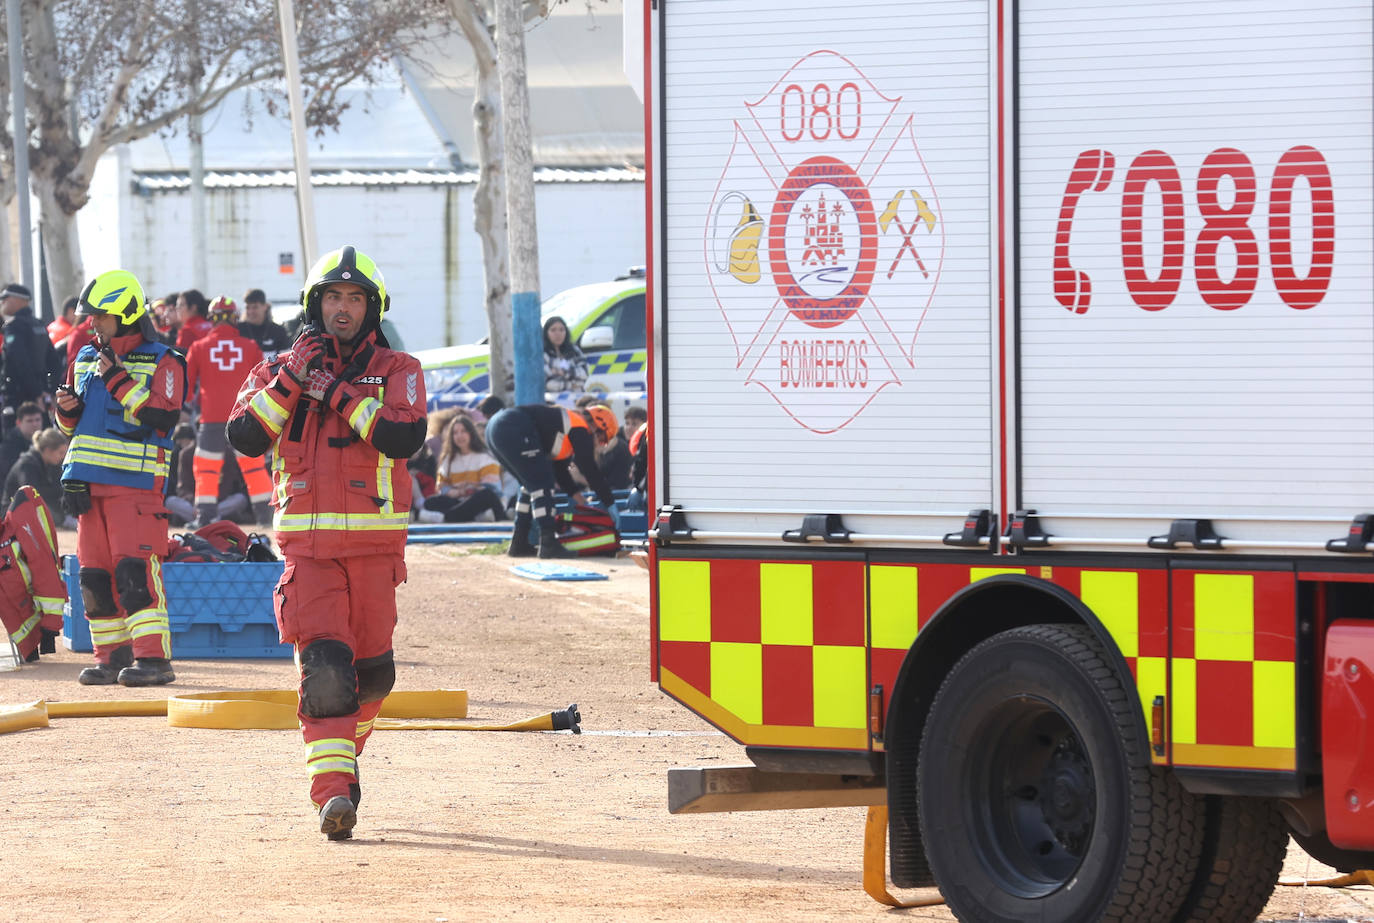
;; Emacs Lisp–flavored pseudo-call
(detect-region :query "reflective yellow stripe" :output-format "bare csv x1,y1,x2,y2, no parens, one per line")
9,612,39,644
250,388,290,433
346,395,381,439
34,596,64,617
89,619,132,645
275,512,410,532
12,541,32,592
308,759,358,777
33,502,56,551
375,453,394,514
119,379,151,415
67,434,170,474
126,609,170,639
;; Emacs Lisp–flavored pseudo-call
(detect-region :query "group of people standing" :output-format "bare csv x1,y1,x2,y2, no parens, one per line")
3,247,649,843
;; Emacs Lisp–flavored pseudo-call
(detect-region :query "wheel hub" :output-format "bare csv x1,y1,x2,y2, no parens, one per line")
1039,739,1095,853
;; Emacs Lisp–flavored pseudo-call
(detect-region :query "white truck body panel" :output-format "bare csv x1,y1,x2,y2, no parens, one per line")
1017,0,1374,548
658,0,996,538
653,0,1374,552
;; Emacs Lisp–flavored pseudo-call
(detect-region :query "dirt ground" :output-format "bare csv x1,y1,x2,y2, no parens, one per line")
2,530,1372,922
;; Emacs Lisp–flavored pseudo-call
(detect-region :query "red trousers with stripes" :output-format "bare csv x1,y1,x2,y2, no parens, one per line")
275,553,405,807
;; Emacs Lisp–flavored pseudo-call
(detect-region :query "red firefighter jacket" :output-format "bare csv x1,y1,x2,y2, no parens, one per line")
186,322,264,422
226,329,427,559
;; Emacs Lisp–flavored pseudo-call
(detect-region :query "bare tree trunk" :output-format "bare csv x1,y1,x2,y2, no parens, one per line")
449,0,513,404
31,176,83,303
0,170,13,282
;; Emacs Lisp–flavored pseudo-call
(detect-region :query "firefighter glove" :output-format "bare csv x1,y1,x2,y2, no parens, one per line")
281,335,325,383
62,480,92,517
305,367,336,402
39,629,58,654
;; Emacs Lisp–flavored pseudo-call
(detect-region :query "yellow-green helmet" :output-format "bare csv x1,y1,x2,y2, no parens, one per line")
78,269,148,325
300,245,389,324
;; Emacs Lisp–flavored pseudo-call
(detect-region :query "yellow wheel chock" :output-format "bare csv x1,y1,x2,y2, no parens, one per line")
862,805,946,908
1278,869,1374,888
0,691,581,734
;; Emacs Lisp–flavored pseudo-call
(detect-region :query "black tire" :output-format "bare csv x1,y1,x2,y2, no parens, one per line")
1173,796,1288,922
918,624,1205,922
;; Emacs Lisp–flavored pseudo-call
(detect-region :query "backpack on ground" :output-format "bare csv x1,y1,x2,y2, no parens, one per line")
555,504,620,557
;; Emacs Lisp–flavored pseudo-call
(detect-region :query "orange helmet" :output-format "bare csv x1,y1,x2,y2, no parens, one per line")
207,295,238,324
584,404,619,443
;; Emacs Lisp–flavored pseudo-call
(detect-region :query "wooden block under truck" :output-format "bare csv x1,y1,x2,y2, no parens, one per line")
639,1,1374,919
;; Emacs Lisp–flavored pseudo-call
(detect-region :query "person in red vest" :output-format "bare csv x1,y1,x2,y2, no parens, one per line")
185,296,272,526
175,289,213,354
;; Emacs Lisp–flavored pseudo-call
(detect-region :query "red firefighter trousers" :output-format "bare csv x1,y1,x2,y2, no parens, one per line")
275,552,405,808
77,491,172,663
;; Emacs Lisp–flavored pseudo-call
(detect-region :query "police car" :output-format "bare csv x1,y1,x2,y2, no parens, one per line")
414,268,647,414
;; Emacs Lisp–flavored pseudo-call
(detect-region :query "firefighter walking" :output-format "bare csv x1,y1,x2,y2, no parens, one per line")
484,403,620,559
56,270,187,686
227,246,426,841
185,296,273,526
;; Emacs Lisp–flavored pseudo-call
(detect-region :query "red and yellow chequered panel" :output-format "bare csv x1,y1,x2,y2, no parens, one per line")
658,558,870,749
658,557,1293,771
1171,570,1297,771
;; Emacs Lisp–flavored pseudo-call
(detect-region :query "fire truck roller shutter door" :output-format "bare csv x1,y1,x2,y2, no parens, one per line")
300,639,359,718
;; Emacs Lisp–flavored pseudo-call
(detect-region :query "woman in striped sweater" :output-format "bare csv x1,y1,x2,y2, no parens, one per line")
417,414,509,523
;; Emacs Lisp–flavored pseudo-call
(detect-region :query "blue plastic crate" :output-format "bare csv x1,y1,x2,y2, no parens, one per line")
62,556,290,658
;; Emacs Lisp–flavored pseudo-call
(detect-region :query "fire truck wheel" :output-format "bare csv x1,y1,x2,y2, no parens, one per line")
1173,795,1288,922
917,623,1205,923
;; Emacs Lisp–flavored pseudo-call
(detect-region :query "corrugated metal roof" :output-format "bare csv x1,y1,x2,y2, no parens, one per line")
132,166,643,193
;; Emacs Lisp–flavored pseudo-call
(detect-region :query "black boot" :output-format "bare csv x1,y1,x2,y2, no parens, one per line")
507,512,536,557
78,644,133,685
319,795,357,841
117,657,176,687
537,521,576,559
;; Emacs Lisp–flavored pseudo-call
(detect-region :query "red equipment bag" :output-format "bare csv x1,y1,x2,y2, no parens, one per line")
555,504,620,557
166,520,277,562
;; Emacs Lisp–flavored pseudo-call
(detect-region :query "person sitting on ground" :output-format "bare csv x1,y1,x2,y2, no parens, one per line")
3,427,70,522
417,414,508,523
595,409,633,490
0,401,44,487
164,424,198,527
543,315,588,395
625,405,649,511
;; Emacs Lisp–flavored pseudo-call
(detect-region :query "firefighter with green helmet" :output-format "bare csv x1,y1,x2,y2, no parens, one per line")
228,245,426,841
55,269,187,686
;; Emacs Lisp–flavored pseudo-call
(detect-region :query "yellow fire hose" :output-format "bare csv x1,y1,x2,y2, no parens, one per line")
0,690,581,735
862,805,946,908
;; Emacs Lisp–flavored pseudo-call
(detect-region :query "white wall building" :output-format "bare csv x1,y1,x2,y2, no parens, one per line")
76,1,645,352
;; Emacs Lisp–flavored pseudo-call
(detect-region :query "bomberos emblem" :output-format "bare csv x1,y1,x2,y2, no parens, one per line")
707,50,943,433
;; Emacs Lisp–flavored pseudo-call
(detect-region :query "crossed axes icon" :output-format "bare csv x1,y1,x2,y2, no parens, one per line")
879,190,937,279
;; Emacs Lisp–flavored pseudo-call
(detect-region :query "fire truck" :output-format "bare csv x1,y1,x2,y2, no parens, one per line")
640,0,1374,919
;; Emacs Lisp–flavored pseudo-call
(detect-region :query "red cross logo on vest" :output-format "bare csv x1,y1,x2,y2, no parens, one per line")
209,339,244,372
